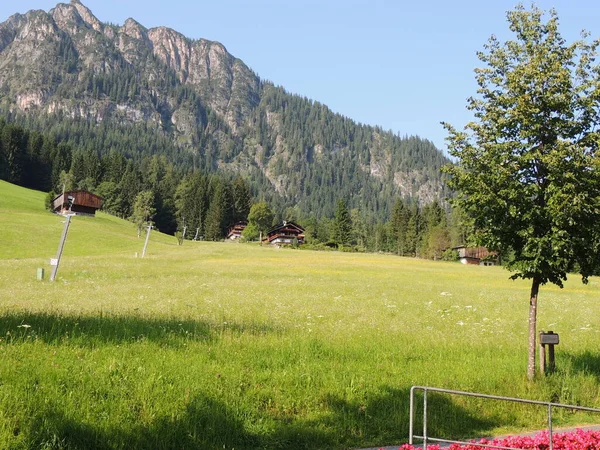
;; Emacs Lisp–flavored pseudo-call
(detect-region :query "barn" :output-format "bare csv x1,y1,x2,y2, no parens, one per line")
453,246,498,266
52,190,103,216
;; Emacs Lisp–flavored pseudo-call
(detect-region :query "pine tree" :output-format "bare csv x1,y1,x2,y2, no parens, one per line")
331,199,352,247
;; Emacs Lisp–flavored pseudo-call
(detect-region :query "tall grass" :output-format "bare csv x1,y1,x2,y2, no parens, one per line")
1,181,600,449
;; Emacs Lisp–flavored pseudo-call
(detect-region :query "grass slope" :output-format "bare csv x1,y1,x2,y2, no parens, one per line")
1,180,600,449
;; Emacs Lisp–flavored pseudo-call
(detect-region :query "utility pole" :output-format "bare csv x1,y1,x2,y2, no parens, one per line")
141,225,152,258
50,215,71,282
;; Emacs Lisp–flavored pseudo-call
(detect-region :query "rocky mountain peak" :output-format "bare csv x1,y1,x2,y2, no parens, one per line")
70,0,103,32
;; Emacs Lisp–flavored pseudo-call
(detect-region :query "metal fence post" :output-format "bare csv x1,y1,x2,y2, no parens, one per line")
548,403,553,450
409,386,415,445
423,388,428,450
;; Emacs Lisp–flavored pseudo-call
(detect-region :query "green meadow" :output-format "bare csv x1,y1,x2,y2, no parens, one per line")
1,180,600,450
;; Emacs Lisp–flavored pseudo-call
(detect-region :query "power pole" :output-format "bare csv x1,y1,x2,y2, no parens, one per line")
141,225,152,258
50,215,71,282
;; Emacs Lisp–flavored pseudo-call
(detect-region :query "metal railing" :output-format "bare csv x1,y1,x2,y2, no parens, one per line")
409,386,600,450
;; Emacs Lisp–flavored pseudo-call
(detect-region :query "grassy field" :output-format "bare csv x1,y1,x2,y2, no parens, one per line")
1,180,600,450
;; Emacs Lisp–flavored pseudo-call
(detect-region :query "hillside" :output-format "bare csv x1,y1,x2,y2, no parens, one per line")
0,0,449,219
0,179,175,260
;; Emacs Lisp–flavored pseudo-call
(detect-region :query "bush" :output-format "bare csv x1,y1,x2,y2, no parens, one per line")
441,248,459,262
45,190,56,212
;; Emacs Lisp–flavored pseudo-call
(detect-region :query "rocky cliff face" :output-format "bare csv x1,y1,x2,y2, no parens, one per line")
0,0,448,212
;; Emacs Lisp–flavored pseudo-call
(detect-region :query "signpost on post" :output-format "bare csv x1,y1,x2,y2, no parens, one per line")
539,331,559,374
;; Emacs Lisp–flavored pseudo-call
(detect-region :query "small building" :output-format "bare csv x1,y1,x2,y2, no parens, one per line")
226,221,248,240
453,246,497,266
264,221,305,246
52,190,103,216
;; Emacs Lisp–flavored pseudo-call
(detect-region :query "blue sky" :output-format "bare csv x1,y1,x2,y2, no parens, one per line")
1,0,599,153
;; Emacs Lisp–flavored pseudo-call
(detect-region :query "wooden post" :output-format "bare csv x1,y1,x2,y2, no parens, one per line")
547,331,556,372
539,331,546,376
50,215,71,282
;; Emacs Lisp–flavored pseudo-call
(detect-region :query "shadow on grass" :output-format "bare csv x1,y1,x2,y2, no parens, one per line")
19,394,333,450
313,386,499,449
564,350,600,381
12,387,500,450
20,395,258,450
0,311,281,347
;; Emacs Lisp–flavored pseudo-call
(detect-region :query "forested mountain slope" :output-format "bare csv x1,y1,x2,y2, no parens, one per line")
0,0,449,219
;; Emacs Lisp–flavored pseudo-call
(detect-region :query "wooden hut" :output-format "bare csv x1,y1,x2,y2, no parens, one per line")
52,190,103,216
453,246,497,266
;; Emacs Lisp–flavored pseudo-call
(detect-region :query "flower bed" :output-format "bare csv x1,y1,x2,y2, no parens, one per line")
395,429,600,450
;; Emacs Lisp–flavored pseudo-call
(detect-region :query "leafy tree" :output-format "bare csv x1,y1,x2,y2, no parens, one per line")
443,5,600,380
58,170,76,192
241,222,259,241
424,226,451,261
247,201,274,242
131,190,156,238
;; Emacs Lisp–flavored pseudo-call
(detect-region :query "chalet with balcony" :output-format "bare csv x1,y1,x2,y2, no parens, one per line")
52,190,103,216
226,221,248,240
264,221,305,246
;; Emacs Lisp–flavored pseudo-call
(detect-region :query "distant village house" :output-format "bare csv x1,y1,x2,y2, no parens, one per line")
52,190,103,216
263,221,305,246
226,221,248,240
453,245,498,266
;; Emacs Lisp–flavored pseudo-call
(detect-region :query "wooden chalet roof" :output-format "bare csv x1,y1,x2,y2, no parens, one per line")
52,190,103,210
266,221,305,235
452,245,496,260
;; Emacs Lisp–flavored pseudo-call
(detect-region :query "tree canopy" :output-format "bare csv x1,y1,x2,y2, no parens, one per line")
443,5,600,379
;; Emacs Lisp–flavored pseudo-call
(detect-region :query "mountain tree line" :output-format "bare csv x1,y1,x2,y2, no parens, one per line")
0,119,251,240
0,119,469,254
300,198,469,259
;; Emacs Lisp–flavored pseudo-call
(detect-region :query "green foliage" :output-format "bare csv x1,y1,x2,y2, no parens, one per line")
130,190,156,237
241,222,259,241
247,201,274,237
331,199,352,246
441,248,459,262
443,5,600,288
44,190,56,212
443,5,600,379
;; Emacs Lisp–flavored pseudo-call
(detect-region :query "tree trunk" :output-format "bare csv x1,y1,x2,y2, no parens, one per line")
527,277,541,381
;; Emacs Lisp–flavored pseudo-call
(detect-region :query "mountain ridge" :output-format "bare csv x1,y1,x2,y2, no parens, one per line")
0,0,449,218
